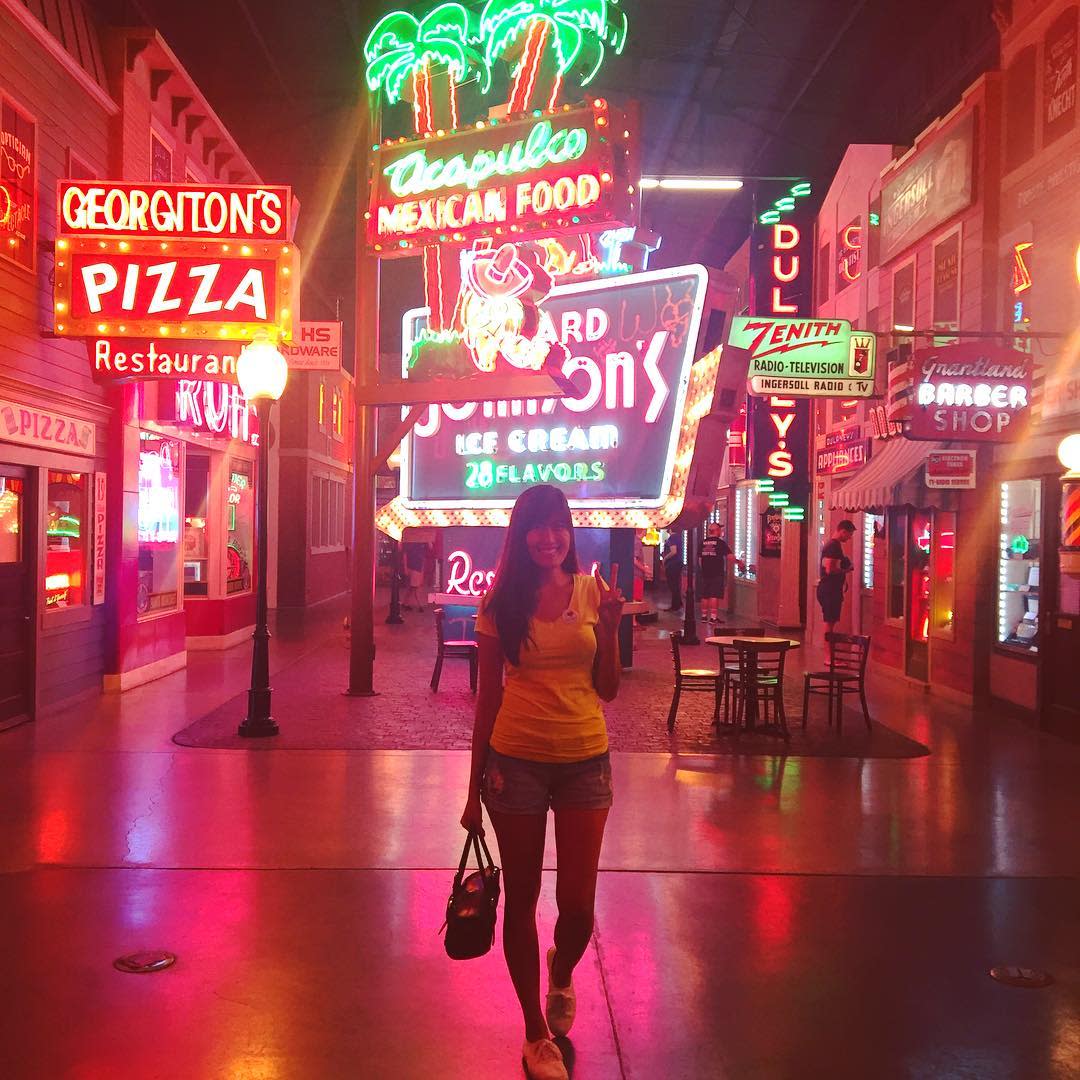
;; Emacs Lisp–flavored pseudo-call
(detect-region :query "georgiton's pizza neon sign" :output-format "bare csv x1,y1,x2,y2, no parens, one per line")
376,265,719,537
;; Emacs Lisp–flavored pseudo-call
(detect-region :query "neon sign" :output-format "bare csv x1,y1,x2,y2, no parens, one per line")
480,0,628,111
1011,241,1032,295
174,380,259,445
53,237,296,340
384,121,588,197
445,548,496,596
748,182,814,517
836,220,862,287
57,182,293,241
376,266,717,536
367,101,636,253
757,181,812,226
901,343,1033,442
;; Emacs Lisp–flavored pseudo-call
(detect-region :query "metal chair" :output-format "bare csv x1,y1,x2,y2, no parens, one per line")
667,631,721,732
430,607,478,693
731,639,792,737
711,626,766,727
802,632,871,733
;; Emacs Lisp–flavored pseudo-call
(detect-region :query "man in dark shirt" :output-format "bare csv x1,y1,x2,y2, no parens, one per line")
699,523,733,623
662,533,684,611
817,519,856,654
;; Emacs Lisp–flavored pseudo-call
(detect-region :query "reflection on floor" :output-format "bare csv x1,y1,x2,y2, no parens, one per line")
1,595,1078,1077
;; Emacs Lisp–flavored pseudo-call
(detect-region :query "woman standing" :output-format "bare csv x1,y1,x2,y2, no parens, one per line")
460,485,623,1080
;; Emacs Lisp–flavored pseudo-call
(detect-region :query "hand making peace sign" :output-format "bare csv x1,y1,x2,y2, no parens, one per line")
594,563,625,637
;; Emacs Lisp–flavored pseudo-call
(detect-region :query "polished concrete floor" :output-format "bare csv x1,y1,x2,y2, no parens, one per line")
2,599,1078,1078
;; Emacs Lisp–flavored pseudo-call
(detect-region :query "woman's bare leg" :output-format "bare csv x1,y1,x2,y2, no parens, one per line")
489,809,550,1041
550,807,609,986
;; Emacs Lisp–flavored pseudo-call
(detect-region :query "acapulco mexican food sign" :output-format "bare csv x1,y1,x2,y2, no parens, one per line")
366,100,636,253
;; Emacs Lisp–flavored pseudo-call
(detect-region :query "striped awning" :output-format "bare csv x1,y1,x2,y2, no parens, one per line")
831,438,953,512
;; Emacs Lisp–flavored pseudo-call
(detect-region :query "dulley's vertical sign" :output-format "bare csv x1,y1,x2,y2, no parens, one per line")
747,181,814,516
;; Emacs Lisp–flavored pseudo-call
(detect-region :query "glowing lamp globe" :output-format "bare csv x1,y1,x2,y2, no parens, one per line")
237,337,289,402
1058,433,1080,475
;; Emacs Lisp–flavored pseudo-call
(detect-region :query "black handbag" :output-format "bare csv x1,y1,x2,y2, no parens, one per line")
443,830,501,960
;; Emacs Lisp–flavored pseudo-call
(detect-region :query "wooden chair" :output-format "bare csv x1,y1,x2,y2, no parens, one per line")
430,607,478,693
802,632,871,733
731,639,792,737
667,631,721,732
711,626,766,727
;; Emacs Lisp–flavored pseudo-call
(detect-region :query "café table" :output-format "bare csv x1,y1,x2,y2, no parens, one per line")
704,635,801,733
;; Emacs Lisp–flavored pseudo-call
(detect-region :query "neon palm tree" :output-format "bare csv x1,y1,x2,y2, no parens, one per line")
365,4,482,132
479,0,625,113
365,5,485,329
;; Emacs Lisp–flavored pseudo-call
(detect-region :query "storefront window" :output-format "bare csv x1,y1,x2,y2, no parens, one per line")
227,460,254,594
45,472,86,608
931,511,956,639
138,433,181,616
887,511,906,619
734,483,757,581
183,454,210,597
998,479,1041,651
862,513,883,590
908,511,932,644
0,475,22,562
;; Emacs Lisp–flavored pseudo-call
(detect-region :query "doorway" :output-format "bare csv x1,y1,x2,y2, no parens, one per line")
0,466,33,725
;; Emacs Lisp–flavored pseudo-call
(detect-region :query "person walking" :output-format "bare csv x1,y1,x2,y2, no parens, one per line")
699,522,733,624
460,485,624,1080
817,520,856,654
401,539,429,610
662,532,684,611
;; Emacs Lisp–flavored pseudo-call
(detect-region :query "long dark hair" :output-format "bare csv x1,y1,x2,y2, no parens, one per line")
485,485,579,665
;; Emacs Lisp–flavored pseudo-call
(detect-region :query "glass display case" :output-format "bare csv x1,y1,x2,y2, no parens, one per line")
998,479,1041,652
45,471,86,608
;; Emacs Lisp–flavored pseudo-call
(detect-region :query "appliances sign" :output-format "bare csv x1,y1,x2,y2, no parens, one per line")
366,100,637,254
728,316,876,397
54,238,296,340
400,266,709,510
816,424,869,475
903,342,1032,442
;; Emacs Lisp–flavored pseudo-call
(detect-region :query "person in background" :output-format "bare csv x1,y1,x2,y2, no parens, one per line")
401,539,429,610
817,520,856,656
699,522,733,625
461,485,624,1080
662,532,684,611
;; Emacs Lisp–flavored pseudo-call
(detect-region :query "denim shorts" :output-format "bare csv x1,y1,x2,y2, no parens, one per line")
482,748,613,814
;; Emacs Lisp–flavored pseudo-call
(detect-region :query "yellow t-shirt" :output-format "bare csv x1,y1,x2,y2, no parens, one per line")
475,573,607,763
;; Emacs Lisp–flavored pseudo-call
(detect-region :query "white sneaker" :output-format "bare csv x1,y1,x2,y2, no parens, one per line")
522,1037,568,1080
545,946,577,1037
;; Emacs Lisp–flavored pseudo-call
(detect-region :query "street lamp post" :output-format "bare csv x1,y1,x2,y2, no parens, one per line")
236,335,289,738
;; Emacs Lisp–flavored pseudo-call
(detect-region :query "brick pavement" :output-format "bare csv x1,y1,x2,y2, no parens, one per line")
175,602,929,756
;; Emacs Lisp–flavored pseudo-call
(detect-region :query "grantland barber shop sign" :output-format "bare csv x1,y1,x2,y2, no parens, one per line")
366,100,636,253
900,342,1032,441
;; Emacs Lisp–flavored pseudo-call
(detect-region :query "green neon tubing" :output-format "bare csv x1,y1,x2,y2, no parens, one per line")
365,3,484,107
383,118,588,196
478,0,625,92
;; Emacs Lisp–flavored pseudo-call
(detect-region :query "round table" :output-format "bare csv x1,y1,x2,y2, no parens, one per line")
704,636,801,733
